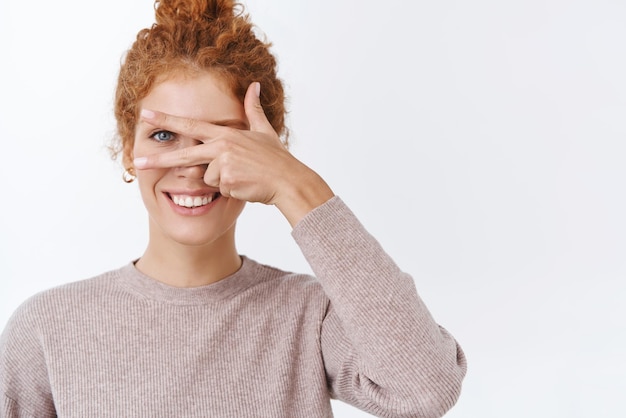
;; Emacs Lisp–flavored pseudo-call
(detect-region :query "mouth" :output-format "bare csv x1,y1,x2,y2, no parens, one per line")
167,192,221,208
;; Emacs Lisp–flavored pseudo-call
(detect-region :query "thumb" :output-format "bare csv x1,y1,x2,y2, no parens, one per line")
244,82,275,135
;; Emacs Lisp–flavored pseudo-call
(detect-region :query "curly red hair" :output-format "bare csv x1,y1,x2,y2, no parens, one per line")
113,0,287,167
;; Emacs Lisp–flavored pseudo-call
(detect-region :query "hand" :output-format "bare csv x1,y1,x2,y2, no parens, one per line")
134,82,334,226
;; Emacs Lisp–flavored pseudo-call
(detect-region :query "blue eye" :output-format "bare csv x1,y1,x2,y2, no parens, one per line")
151,130,175,142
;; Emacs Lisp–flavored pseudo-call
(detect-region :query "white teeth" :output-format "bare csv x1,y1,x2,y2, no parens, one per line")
170,193,216,208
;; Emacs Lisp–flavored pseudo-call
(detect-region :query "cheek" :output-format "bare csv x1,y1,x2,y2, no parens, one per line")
226,199,247,220
136,169,168,200
133,133,177,157
132,139,152,159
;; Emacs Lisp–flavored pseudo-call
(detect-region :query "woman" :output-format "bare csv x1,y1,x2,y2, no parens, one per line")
0,0,466,417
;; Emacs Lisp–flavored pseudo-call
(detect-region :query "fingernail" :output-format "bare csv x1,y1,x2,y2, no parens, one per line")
140,109,155,119
255,82,261,98
133,157,147,168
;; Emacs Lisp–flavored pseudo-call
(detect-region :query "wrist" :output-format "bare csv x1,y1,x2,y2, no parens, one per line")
275,170,334,228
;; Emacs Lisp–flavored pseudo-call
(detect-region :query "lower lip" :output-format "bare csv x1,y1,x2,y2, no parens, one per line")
165,193,220,216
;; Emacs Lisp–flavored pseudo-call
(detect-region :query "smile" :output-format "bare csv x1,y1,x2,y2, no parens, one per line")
169,193,220,208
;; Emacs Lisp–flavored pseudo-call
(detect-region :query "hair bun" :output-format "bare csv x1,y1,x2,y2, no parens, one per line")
155,0,237,25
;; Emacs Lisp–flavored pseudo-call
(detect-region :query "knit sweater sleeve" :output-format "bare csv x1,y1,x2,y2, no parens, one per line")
0,298,57,418
291,196,467,418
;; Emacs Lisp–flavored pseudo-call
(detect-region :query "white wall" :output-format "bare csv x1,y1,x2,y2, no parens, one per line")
1,1,624,417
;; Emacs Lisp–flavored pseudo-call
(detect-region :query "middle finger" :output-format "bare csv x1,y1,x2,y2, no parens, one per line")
140,108,231,141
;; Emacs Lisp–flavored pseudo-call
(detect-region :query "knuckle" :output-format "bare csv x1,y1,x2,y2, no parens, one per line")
218,162,237,183
214,138,234,153
223,126,238,136
158,113,171,128
216,152,235,171
220,151,233,164
219,174,234,190
183,117,197,132
177,146,192,162
214,137,227,149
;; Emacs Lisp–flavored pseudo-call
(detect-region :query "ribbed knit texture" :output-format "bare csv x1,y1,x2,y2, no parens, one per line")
0,196,466,418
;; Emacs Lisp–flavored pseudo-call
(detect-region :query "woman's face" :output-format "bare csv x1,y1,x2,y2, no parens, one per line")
132,72,247,249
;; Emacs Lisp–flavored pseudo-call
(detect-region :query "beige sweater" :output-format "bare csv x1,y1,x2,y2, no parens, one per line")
0,197,466,418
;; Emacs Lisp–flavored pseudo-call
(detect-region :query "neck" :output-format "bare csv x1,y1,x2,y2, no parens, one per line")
135,232,242,288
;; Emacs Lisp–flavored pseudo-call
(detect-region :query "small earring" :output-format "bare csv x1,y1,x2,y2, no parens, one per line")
122,167,136,183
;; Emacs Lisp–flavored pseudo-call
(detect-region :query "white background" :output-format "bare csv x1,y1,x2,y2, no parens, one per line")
1,1,625,417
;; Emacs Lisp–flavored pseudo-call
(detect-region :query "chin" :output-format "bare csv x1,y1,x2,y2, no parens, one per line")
166,229,232,248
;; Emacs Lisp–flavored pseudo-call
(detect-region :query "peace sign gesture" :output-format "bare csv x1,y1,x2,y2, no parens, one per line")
134,81,334,227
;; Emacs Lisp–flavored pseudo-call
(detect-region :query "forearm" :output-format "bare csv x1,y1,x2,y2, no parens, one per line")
292,197,467,417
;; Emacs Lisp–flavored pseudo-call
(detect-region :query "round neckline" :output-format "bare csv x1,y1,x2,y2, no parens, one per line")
116,256,259,305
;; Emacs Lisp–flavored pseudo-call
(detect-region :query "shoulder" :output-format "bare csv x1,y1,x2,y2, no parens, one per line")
244,257,328,305
3,264,129,331
29,266,122,304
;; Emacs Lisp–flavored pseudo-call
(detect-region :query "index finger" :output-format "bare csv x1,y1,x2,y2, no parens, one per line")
140,109,229,140
134,143,218,170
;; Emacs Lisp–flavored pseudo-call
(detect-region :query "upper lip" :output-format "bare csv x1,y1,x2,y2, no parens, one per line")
164,188,219,196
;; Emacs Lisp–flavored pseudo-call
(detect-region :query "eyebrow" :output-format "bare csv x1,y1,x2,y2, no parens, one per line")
213,119,250,130
136,118,250,131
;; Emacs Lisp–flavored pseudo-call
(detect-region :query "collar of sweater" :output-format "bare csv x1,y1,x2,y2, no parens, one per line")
116,256,261,305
